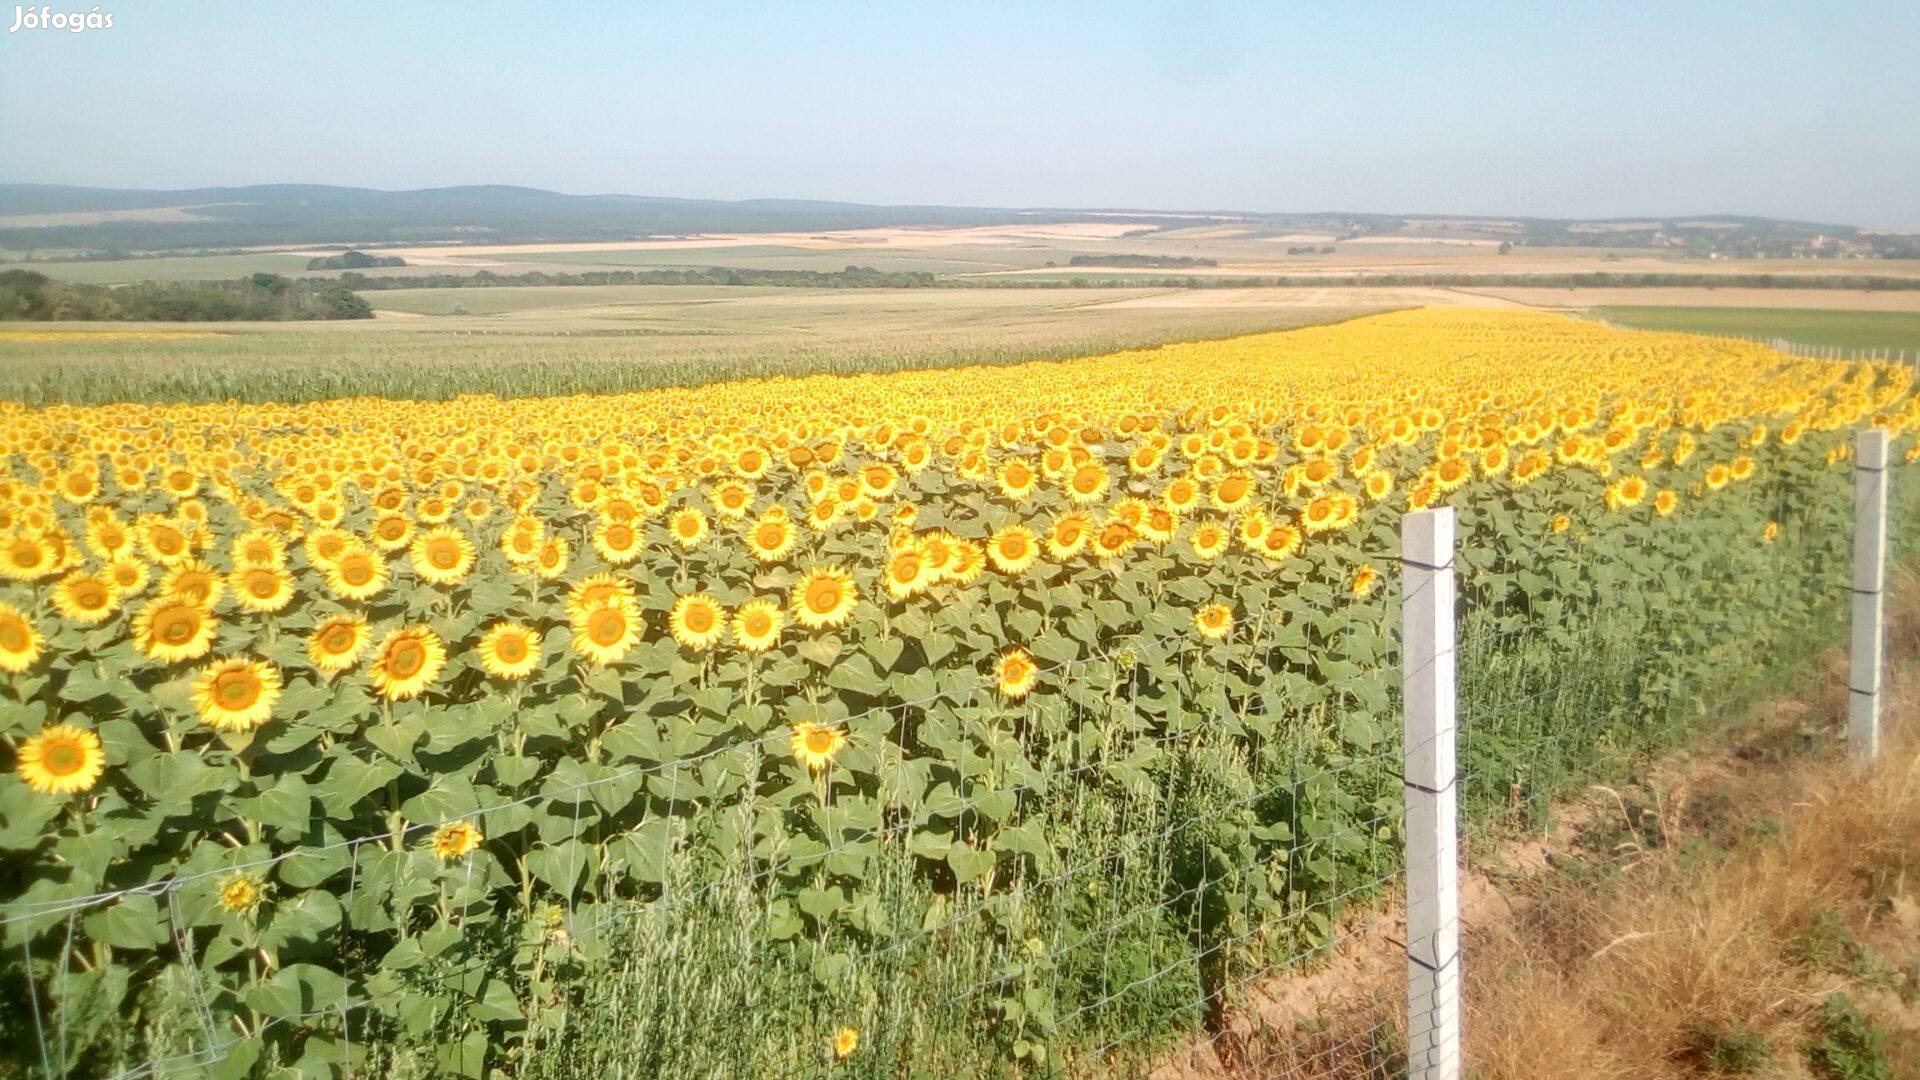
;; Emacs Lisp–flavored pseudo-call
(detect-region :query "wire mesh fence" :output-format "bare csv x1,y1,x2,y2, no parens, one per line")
3,429,1913,1079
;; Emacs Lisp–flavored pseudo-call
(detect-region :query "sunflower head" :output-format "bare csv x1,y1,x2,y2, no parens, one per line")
533,536,570,580
411,526,476,586
308,615,370,674
732,599,785,653
134,595,218,665
745,514,796,563
478,622,542,680
668,593,727,651
218,874,264,914
791,566,857,630
230,565,294,614
987,525,1038,575
573,599,640,666
789,722,847,771
431,820,484,862
15,722,104,795
670,508,709,550
1194,603,1233,640
994,649,1039,700
369,627,447,701
53,571,118,625
191,657,283,733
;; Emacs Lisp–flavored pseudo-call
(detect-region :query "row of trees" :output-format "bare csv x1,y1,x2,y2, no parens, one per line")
305,250,407,270
336,265,939,290
1064,254,1217,268
0,270,373,321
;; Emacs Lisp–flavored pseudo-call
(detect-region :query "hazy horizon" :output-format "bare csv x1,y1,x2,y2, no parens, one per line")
4,1,1918,228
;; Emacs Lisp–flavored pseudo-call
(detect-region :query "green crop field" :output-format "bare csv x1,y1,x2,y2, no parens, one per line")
1597,306,1920,354
0,285,1388,404
3,252,326,285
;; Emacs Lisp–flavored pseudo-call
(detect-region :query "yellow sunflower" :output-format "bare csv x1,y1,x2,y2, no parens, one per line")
477,622,542,680
217,873,263,913
572,599,640,666
745,513,797,563
191,657,283,732
987,524,1039,575
732,598,785,653
995,458,1039,501
302,527,354,568
431,820,484,862
369,513,415,553
105,556,150,596
668,593,727,651
368,626,447,701
230,529,286,569
1091,520,1136,560
323,544,389,602
0,531,59,582
159,558,224,608
52,570,119,626
410,526,476,586
565,572,636,624
669,508,709,550
1604,475,1648,512
1046,513,1092,560
533,536,570,580
884,547,930,601
710,479,754,520
789,722,847,771
1189,520,1231,560
15,722,104,795
1257,522,1303,564
591,519,643,565
307,615,371,674
84,517,135,560
133,595,218,664
500,516,544,565
1194,603,1233,640
994,649,1039,699
1064,463,1111,505
1210,473,1255,513
229,565,294,614
791,566,858,629
137,519,197,567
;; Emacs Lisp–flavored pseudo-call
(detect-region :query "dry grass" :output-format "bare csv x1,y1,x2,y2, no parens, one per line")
1466,720,1920,1079
1195,579,1920,1079
1457,586,1920,1080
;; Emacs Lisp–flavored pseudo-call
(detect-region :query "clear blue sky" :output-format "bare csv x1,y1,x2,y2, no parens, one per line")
4,1,1917,226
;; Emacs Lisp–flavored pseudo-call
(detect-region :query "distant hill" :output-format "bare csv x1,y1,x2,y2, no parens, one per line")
0,182,1906,258
0,183,1100,253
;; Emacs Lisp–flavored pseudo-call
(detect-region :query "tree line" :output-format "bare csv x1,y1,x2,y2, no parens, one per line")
0,270,372,321
1064,254,1217,268
306,250,407,270
335,265,939,290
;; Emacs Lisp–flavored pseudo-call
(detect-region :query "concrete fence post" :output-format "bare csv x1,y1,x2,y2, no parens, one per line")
1402,508,1460,1080
1850,429,1890,763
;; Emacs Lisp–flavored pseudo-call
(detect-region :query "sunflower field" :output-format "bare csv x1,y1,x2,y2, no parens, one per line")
1,308,1915,1077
